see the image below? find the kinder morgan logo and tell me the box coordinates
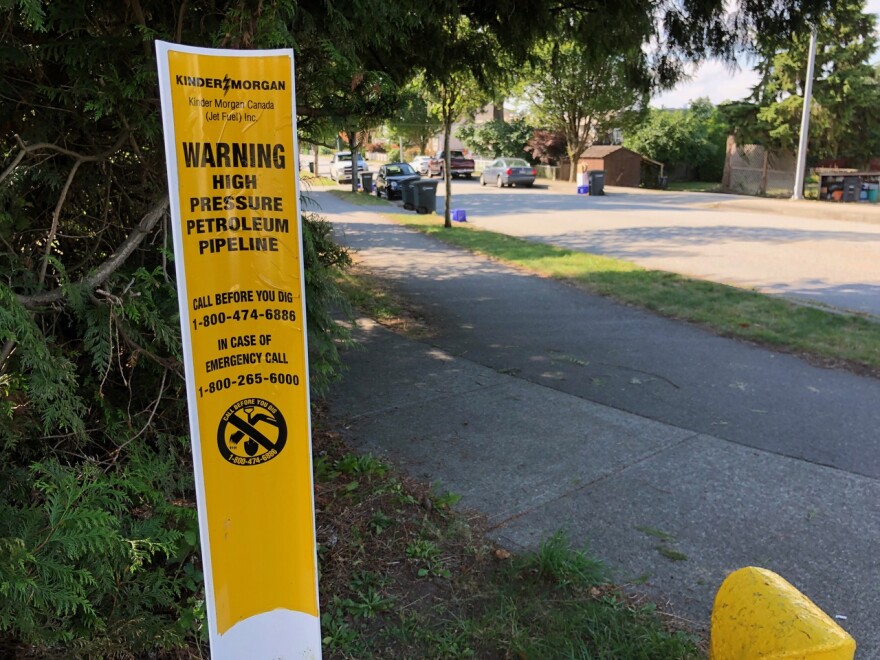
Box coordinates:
[175,74,286,94]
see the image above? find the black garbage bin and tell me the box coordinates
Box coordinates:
[842,176,860,203]
[588,170,605,196]
[307,162,314,174]
[412,180,440,214]
[401,179,418,210]
[358,171,373,193]
[658,176,668,190]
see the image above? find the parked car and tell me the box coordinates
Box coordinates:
[411,155,431,175]
[329,151,368,182]
[427,150,475,179]
[480,157,537,188]
[375,162,420,199]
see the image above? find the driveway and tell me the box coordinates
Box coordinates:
[438,180,880,318]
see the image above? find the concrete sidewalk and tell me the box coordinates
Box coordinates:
[321,192,880,655]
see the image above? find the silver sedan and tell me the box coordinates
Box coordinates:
[480,157,537,188]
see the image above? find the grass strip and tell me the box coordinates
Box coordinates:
[326,188,388,206]
[666,181,722,193]
[399,220,880,375]
[300,174,336,186]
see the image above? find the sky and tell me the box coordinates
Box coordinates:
[650,0,880,108]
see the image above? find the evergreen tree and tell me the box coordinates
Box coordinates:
[750,0,880,163]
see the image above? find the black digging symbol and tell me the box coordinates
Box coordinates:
[227,407,280,456]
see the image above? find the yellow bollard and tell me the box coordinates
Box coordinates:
[711,567,855,659]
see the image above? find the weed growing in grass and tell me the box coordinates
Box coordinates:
[320,605,361,653]
[406,538,452,579]
[335,453,389,478]
[658,546,689,562]
[386,612,477,658]
[368,511,393,535]
[432,486,463,509]
[515,530,607,588]
[334,586,396,619]
[471,530,701,658]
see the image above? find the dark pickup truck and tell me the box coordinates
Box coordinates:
[427,150,475,179]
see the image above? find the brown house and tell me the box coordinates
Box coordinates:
[577,145,643,188]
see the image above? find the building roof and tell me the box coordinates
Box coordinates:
[580,145,637,159]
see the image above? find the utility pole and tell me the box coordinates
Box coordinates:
[792,25,818,201]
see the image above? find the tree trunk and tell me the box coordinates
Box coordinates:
[312,143,319,178]
[759,148,769,196]
[493,96,504,122]
[568,146,581,183]
[443,121,452,228]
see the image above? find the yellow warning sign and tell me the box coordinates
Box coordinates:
[156,41,319,657]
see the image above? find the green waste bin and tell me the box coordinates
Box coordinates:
[401,179,418,210]
[412,179,440,214]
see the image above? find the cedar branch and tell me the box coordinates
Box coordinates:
[17,196,169,309]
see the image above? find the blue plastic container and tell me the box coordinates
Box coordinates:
[451,209,467,222]
[577,185,589,195]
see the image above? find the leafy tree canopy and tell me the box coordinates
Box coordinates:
[457,118,534,159]
[520,15,651,181]
[526,129,569,165]
[625,98,729,181]
[386,87,444,156]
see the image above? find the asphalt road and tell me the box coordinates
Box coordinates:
[431,179,880,318]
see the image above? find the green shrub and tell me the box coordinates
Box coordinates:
[0,447,203,654]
